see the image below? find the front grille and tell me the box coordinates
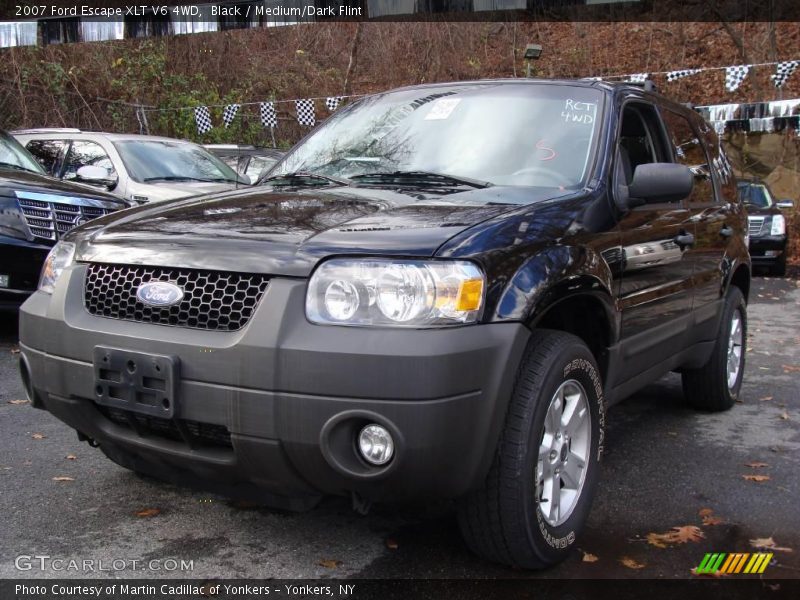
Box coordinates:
[98,405,233,449]
[748,216,765,236]
[16,193,118,241]
[84,263,269,331]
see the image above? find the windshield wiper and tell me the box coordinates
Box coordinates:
[349,171,493,189]
[143,176,231,183]
[261,171,352,187]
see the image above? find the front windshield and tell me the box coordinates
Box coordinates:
[272,83,603,189]
[0,132,46,174]
[738,183,773,208]
[113,140,242,184]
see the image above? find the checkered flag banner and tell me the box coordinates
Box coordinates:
[725,65,750,92]
[772,60,800,88]
[296,99,316,126]
[259,102,277,128]
[325,97,343,111]
[628,73,648,83]
[222,104,240,128]
[666,68,701,82]
[194,106,212,134]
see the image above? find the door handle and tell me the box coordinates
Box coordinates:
[674,233,695,249]
[720,225,733,238]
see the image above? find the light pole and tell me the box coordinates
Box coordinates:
[524,44,543,78]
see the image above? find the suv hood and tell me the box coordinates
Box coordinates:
[141,180,240,202]
[75,185,565,277]
[0,168,125,204]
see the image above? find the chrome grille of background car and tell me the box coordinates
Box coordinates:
[84,263,269,331]
[747,216,765,236]
[16,194,115,241]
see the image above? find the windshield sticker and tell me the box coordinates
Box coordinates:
[561,99,597,125]
[425,98,462,120]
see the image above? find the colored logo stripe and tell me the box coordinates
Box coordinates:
[697,552,772,574]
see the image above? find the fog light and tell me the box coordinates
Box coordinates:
[357,424,394,466]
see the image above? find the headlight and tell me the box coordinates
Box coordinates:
[38,241,75,294]
[306,258,485,327]
[771,214,786,236]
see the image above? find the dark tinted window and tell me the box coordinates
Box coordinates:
[62,141,116,181]
[25,140,67,175]
[661,109,715,204]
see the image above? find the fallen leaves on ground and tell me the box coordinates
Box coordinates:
[31,433,46,440]
[742,474,771,482]
[582,552,599,563]
[134,508,160,518]
[745,461,768,468]
[52,476,74,482]
[385,538,399,550]
[782,365,800,373]
[10,346,20,354]
[65,454,77,460]
[698,508,724,526]
[759,396,773,402]
[619,556,646,569]
[779,411,789,420]
[317,559,342,569]
[750,537,793,553]
[647,525,705,548]
[8,399,29,405]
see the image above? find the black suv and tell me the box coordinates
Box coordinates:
[18,80,749,569]
[738,179,792,276]
[0,131,127,310]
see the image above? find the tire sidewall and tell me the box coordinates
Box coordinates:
[519,342,604,563]
[721,289,747,403]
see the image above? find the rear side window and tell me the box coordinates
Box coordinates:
[62,141,117,181]
[661,109,716,205]
[25,140,67,175]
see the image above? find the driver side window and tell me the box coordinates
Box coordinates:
[616,103,674,202]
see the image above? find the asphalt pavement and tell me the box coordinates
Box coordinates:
[1,274,799,580]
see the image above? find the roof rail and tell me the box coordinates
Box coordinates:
[12,128,82,134]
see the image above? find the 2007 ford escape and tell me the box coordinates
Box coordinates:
[18,79,750,569]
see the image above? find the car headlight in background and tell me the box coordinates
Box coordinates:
[38,241,75,294]
[771,214,786,236]
[306,258,485,327]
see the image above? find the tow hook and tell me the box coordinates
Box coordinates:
[77,431,100,448]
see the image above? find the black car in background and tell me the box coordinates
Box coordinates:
[738,179,793,276]
[0,131,128,310]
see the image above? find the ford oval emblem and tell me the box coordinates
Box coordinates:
[136,281,184,307]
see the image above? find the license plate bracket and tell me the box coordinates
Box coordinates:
[93,346,180,418]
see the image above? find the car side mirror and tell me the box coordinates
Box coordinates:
[776,199,794,210]
[76,165,117,190]
[628,163,693,205]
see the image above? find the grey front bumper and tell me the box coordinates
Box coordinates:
[19,264,530,505]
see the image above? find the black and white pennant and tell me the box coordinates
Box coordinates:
[325,96,343,111]
[725,65,750,92]
[259,102,277,128]
[666,68,701,82]
[771,60,800,88]
[222,103,240,128]
[194,106,212,134]
[296,99,316,126]
[628,73,648,83]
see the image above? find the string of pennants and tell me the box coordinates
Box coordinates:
[146,94,358,135]
[591,58,800,93]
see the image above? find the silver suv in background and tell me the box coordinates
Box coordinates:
[13,130,246,204]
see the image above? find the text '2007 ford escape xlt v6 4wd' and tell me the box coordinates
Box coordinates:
[19,79,749,569]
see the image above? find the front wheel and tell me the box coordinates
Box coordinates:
[457,330,604,569]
